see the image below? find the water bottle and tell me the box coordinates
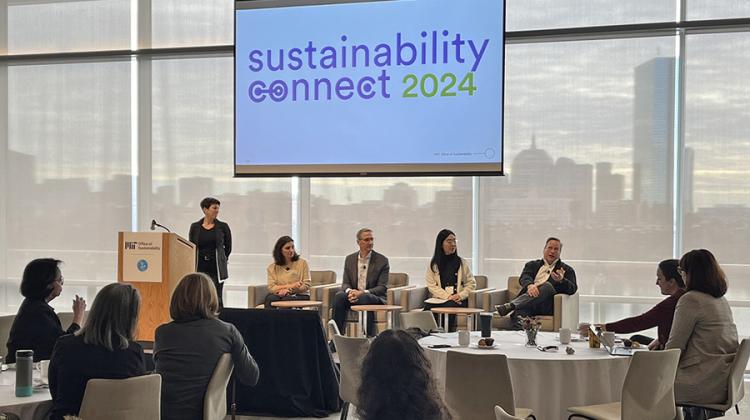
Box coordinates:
[15,350,33,397]
[479,312,493,338]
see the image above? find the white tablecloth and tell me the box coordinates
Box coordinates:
[420,331,632,420]
[0,368,52,420]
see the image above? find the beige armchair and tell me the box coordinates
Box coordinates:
[309,270,338,300]
[397,275,493,330]
[481,276,579,331]
[247,270,336,309]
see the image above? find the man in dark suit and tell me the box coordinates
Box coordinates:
[332,228,390,337]
[496,237,577,322]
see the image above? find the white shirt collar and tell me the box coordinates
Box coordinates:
[543,257,559,268]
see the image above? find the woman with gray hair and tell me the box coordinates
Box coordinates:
[48,282,147,420]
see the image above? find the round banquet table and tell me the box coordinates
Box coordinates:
[0,366,52,420]
[419,331,632,420]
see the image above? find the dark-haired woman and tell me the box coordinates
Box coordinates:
[579,259,685,350]
[423,229,476,332]
[48,283,146,420]
[189,197,232,309]
[264,236,311,308]
[6,258,86,363]
[666,249,738,418]
[357,329,452,420]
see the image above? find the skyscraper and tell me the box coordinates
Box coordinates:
[633,57,675,207]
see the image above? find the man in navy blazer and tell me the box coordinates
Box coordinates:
[496,237,577,321]
[331,228,390,337]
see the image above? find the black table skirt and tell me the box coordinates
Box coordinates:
[220,308,340,417]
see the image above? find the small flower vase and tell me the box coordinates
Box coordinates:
[525,327,538,347]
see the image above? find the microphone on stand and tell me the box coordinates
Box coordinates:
[150,219,172,233]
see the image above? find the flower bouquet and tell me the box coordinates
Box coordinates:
[521,316,542,347]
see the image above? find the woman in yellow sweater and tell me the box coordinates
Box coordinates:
[264,236,312,308]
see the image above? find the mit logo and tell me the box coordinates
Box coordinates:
[125,242,137,250]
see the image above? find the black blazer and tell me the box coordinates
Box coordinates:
[6,298,79,363]
[189,218,232,280]
[342,250,390,301]
[48,334,147,420]
[518,258,578,304]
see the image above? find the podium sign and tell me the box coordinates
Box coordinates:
[121,232,163,283]
[118,231,196,341]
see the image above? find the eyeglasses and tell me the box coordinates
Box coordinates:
[56,276,64,285]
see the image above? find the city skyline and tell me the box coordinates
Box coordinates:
[1,2,748,332]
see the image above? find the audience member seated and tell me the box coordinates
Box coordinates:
[579,259,685,350]
[48,283,146,420]
[331,228,390,337]
[357,329,452,420]
[496,237,577,327]
[666,249,738,420]
[264,235,312,308]
[155,273,260,420]
[423,229,476,332]
[6,258,86,363]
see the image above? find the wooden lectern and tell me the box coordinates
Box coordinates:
[117,232,196,341]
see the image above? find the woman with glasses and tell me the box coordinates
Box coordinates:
[579,259,685,350]
[6,258,86,362]
[666,249,738,420]
[423,229,476,332]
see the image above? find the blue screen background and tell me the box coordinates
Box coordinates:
[235,0,504,168]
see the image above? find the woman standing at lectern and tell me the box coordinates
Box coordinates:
[189,197,232,309]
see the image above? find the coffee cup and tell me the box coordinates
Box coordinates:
[559,328,571,344]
